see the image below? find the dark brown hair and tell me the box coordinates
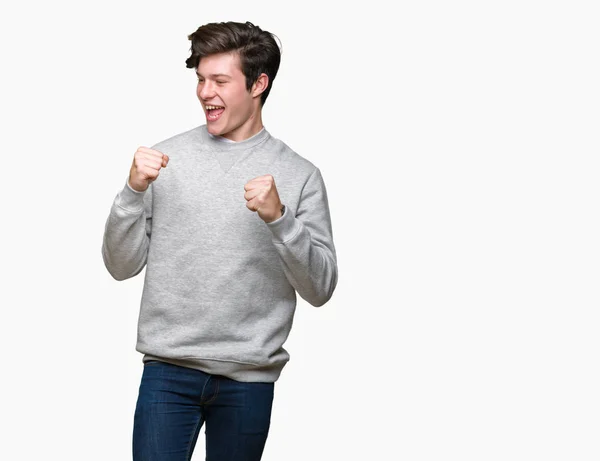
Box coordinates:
[185,21,282,106]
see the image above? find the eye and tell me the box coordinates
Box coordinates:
[217,81,226,85]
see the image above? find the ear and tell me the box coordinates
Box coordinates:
[251,73,269,99]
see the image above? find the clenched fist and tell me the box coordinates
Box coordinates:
[129,147,169,192]
[244,174,283,223]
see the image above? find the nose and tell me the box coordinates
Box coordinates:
[199,80,216,100]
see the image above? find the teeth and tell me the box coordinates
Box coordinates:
[206,105,224,110]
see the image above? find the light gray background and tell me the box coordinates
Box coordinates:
[1,1,598,460]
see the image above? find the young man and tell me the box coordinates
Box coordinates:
[102,21,338,461]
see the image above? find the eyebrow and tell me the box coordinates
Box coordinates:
[195,71,232,79]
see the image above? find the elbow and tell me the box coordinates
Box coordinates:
[309,289,335,308]
[310,296,330,308]
[101,246,143,281]
[108,269,133,282]
[103,257,131,281]
[309,268,338,307]
[105,263,142,282]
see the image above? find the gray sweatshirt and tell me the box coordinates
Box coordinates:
[101,125,338,382]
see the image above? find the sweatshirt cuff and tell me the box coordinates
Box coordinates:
[265,205,301,243]
[115,179,147,212]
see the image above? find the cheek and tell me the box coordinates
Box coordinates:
[230,87,251,105]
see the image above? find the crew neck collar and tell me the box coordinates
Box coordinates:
[201,125,270,152]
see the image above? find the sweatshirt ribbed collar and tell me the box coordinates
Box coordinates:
[200,125,271,153]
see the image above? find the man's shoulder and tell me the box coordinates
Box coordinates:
[150,125,205,152]
[267,135,318,177]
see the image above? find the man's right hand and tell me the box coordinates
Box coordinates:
[128,147,169,192]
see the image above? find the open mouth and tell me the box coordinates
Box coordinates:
[205,105,225,122]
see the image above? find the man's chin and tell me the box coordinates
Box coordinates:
[207,124,223,136]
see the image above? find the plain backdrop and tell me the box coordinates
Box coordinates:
[1,1,599,460]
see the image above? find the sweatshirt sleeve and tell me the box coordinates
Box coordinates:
[265,167,338,307]
[101,179,153,281]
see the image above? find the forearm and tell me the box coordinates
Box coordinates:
[266,200,338,307]
[101,180,151,281]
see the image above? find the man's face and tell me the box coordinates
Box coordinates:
[196,52,260,141]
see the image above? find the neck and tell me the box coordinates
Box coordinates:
[222,108,264,142]
[202,124,270,152]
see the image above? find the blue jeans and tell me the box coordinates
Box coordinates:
[132,360,275,461]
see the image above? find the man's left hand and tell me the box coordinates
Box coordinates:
[244,174,283,223]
